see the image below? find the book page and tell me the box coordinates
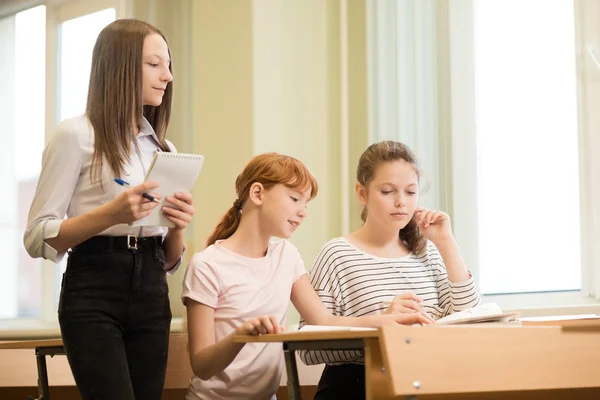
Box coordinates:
[435,303,516,325]
[298,325,377,333]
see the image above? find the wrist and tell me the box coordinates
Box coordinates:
[167,226,185,238]
[432,235,457,249]
[95,203,120,227]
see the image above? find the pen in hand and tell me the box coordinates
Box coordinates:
[114,178,160,203]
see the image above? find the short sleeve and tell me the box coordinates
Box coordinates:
[293,250,307,283]
[181,253,220,308]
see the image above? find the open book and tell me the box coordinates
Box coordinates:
[298,325,377,333]
[435,303,518,325]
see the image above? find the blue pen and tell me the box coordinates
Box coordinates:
[114,178,159,203]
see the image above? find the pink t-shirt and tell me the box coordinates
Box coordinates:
[182,239,306,400]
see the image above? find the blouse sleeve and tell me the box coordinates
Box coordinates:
[23,120,83,262]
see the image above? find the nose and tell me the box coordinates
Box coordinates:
[162,67,173,83]
[298,207,307,219]
[395,194,406,208]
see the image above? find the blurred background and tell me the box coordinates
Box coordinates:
[1,0,599,333]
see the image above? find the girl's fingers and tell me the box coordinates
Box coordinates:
[397,292,423,303]
[422,312,436,323]
[417,312,435,325]
[250,321,262,335]
[396,301,421,312]
[259,316,274,334]
[269,316,282,334]
[162,206,190,220]
[427,211,436,227]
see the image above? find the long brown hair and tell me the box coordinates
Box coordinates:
[206,153,319,247]
[86,19,173,184]
[357,140,427,255]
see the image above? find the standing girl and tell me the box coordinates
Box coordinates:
[23,19,195,400]
[299,140,481,400]
[182,153,431,400]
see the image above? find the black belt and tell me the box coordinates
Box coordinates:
[72,235,163,253]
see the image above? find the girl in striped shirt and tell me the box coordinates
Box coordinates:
[300,140,482,400]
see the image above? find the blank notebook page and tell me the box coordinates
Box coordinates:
[132,152,204,228]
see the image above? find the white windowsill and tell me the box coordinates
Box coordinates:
[483,291,600,317]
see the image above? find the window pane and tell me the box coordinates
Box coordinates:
[0,5,46,318]
[474,0,580,293]
[58,8,116,121]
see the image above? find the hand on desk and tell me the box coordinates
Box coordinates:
[364,312,434,327]
[236,315,286,336]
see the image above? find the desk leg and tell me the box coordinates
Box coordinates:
[283,344,301,400]
[30,349,50,400]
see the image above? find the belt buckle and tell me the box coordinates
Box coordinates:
[127,235,138,250]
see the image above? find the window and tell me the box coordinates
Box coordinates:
[368,0,598,306]
[0,5,46,319]
[58,8,116,121]
[473,0,580,294]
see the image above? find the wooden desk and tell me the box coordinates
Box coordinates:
[0,334,193,400]
[235,323,600,400]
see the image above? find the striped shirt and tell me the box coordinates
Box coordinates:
[299,237,481,365]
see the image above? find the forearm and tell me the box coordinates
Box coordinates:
[163,229,184,270]
[45,205,117,254]
[190,331,245,380]
[434,237,470,282]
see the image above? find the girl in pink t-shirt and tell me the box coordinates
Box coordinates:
[181,153,433,400]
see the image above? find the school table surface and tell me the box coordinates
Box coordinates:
[2,320,600,400]
[234,319,600,400]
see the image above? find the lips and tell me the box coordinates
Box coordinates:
[391,212,407,217]
[288,220,300,228]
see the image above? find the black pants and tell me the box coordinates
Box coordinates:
[58,236,172,400]
[314,363,366,400]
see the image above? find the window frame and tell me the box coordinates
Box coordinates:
[367,0,600,312]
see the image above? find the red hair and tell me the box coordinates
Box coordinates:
[205,153,318,247]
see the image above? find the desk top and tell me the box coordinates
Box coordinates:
[234,328,380,344]
[0,338,63,350]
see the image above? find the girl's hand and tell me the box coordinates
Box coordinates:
[364,312,434,327]
[384,292,427,315]
[163,192,195,231]
[415,207,453,245]
[235,315,285,336]
[108,181,161,224]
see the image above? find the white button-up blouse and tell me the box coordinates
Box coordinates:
[24,114,179,268]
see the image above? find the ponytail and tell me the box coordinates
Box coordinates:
[205,205,242,247]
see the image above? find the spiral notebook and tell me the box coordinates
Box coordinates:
[132,152,204,227]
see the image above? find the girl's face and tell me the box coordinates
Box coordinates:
[260,184,311,239]
[141,33,173,107]
[359,160,419,231]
